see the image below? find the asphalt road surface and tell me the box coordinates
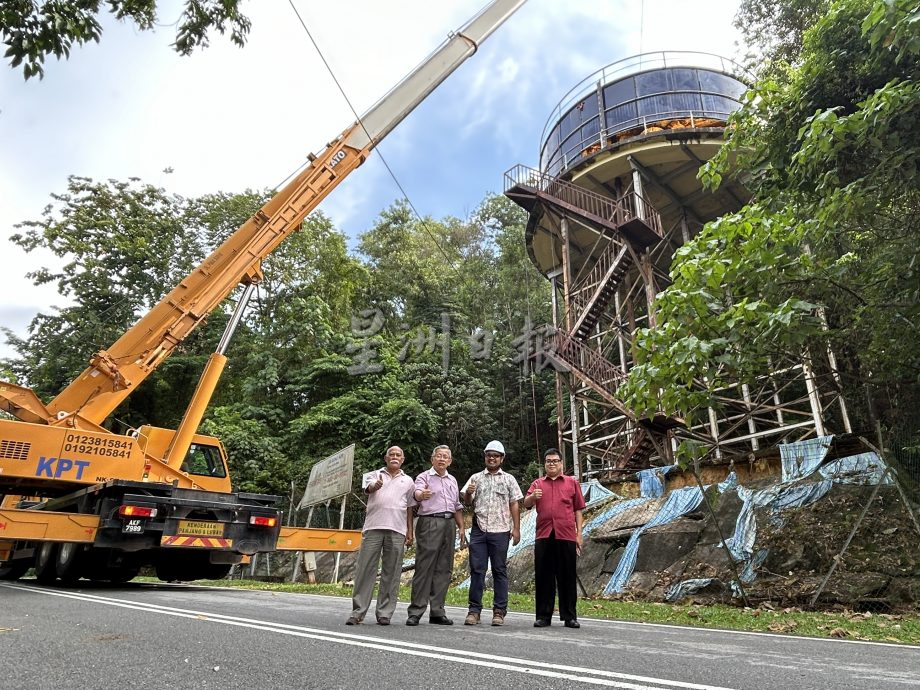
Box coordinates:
[1,580,917,689]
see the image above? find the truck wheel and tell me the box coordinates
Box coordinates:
[55,542,86,584]
[34,542,59,584]
[0,562,30,580]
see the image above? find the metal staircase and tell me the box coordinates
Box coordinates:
[570,242,633,341]
[551,331,631,416]
[506,164,683,470]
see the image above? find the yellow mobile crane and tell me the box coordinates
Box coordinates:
[0,0,526,584]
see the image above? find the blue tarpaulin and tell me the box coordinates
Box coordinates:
[638,465,676,498]
[603,486,706,594]
[665,577,715,601]
[603,472,739,595]
[583,497,650,536]
[582,479,619,503]
[448,437,879,597]
[820,452,890,485]
[780,435,833,481]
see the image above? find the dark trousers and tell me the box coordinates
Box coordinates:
[408,515,456,618]
[467,524,511,613]
[534,532,578,622]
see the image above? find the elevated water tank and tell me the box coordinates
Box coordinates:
[526,51,750,276]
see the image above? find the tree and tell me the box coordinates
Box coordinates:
[4,176,203,399]
[4,178,560,494]
[207,213,372,488]
[734,0,831,67]
[1,0,250,80]
[358,199,463,325]
[622,0,920,473]
[2,177,272,430]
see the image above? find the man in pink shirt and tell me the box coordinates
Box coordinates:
[523,447,585,628]
[406,444,467,626]
[347,445,416,626]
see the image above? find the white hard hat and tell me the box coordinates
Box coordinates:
[484,440,505,455]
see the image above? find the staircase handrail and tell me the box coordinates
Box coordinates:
[504,164,662,237]
[553,330,627,390]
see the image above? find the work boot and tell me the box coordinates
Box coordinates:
[464,611,481,625]
[491,610,505,626]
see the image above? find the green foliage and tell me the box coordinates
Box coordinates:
[621,206,822,421]
[6,176,201,398]
[199,405,288,495]
[4,181,557,495]
[735,0,831,67]
[1,0,250,80]
[625,0,920,444]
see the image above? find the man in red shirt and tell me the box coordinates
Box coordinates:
[523,448,585,628]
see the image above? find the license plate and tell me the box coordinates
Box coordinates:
[176,520,224,537]
[122,518,144,534]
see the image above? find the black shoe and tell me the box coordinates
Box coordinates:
[533,619,551,628]
[345,617,361,626]
[429,615,454,625]
[406,615,420,626]
[564,619,581,629]
[376,617,390,626]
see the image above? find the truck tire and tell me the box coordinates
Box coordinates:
[34,542,59,584]
[55,542,86,584]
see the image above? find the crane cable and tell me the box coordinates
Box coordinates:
[286,0,461,275]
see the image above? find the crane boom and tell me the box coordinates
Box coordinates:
[2,0,526,429]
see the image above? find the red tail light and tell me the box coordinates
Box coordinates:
[119,505,158,518]
[249,515,277,528]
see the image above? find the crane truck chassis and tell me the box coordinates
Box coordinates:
[0,0,526,584]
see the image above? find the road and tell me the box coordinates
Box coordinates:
[1,581,917,689]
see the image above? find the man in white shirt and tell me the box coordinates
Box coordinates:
[347,445,416,626]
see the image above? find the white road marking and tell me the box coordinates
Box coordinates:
[289,590,920,651]
[3,583,737,690]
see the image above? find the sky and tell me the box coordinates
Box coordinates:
[0,0,743,360]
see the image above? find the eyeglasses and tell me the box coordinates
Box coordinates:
[485,453,503,460]
[544,459,561,465]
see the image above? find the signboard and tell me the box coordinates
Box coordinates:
[298,444,355,509]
